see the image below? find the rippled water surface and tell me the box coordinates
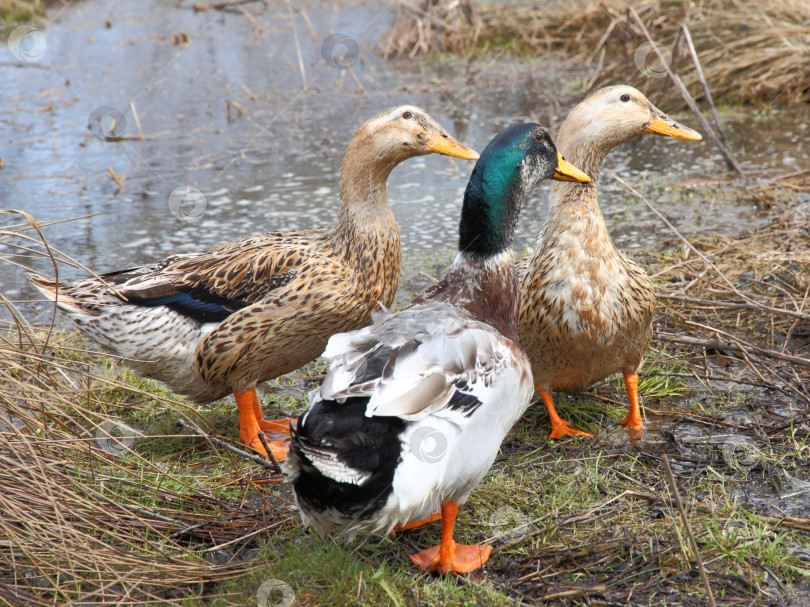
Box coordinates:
[2,0,808,301]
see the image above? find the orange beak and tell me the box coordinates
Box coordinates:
[425,132,480,160]
[643,104,702,140]
[553,152,591,183]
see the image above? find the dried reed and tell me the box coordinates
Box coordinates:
[381,0,810,107]
[0,213,290,606]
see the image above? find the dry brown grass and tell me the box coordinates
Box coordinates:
[2,178,810,604]
[0,213,297,606]
[609,171,810,443]
[381,0,810,107]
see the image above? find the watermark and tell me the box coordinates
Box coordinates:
[169,186,207,223]
[633,41,672,79]
[95,419,137,455]
[720,437,762,471]
[256,579,295,607]
[795,199,810,237]
[8,25,47,63]
[88,105,127,140]
[409,426,447,464]
[488,506,533,541]
[320,33,359,70]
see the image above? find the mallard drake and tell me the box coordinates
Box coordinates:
[28,106,478,460]
[284,123,591,574]
[518,86,702,438]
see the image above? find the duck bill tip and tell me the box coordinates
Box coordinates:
[643,114,702,141]
[553,152,591,183]
[425,133,480,160]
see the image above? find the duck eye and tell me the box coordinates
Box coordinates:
[402,111,413,119]
[620,94,631,102]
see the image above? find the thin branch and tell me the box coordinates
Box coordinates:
[627,7,744,175]
[177,419,281,473]
[662,454,717,607]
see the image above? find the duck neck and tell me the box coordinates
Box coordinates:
[414,250,520,340]
[544,132,614,246]
[458,153,524,257]
[427,150,526,339]
[328,143,402,295]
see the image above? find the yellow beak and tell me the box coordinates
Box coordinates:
[425,132,480,160]
[643,105,703,140]
[553,152,591,183]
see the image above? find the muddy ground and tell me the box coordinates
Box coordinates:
[1,1,810,606]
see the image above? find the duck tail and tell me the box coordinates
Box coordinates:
[26,272,100,317]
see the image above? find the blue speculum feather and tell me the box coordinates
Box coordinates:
[139,292,235,323]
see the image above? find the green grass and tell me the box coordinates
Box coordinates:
[198,537,514,607]
[0,0,44,28]
[4,325,810,605]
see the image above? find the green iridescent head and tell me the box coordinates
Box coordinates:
[459,123,565,257]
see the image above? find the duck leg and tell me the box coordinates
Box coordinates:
[620,372,644,432]
[235,389,289,461]
[538,388,593,439]
[251,391,297,434]
[393,511,442,534]
[409,502,491,574]
[249,391,296,461]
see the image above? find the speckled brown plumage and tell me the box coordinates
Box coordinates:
[519,186,655,393]
[29,105,480,458]
[518,86,701,436]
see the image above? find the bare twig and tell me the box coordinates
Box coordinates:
[657,293,810,323]
[129,102,145,142]
[177,419,281,472]
[681,25,728,147]
[662,454,717,607]
[655,331,810,369]
[627,7,744,175]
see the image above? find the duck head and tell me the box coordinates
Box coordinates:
[347,105,479,164]
[556,85,702,179]
[459,123,590,257]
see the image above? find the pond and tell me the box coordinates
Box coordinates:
[1,0,808,305]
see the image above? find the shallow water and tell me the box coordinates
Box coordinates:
[1,0,808,303]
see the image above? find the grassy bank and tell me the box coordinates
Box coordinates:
[1,172,809,605]
[381,0,810,107]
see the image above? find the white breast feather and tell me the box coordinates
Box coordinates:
[300,445,371,486]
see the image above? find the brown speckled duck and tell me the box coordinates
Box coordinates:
[29,106,478,460]
[518,86,701,438]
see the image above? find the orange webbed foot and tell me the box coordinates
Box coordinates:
[242,432,269,457]
[265,438,290,461]
[619,413,643,432]
[409,541,492,574]
[236,388,292,461]
[548,421,594,440]
[408,501,490,574]
[242,433,290,462]
[256,417,297,436]
[538,388,593,440]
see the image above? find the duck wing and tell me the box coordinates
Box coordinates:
[288,301,529,511]
[316,302,519,422]
[101,229,324,323]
